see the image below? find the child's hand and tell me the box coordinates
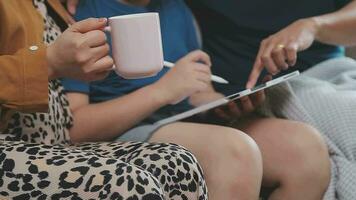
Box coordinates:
[152,50,212,104]
[47,18,113,81]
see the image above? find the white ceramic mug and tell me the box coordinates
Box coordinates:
[109,13,164,79]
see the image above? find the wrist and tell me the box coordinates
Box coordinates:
[307,17,323,42]
[145,83,172,106]
[46,44,60,79]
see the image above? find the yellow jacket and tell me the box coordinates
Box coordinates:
[0,0,71,128]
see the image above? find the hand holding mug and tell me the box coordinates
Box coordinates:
[47,18,113,81]
[246,18,318,88]
[152,50,212,105]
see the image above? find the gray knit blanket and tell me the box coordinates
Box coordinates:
[262,57,356,200]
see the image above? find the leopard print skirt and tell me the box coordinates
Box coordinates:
[0,141,208,200]
[0,1,208,199]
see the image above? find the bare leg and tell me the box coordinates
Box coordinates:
[150,122,263,200]
[234,117,330,200]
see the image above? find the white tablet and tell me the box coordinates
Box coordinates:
[156,71,300,126]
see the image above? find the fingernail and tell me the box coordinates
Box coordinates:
[104,26,111,32]
[99,18,107,23]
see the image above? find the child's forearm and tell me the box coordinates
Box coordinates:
[69,84,169,143]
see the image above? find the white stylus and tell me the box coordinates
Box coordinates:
[163,61,229,84]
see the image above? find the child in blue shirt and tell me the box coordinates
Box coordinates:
[61,1,266,199]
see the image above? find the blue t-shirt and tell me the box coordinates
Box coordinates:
[62,0,199,113]
[187,0,350,94]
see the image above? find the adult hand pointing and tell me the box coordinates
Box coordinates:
[246,18,318,88]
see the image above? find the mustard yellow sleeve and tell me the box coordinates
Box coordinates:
[0,44,49,113]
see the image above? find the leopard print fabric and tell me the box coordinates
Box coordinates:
[0,141,165,200]
[1,0,72,145]
[0,1,208,199]
[1,81,72,145]
[0,141,207,200]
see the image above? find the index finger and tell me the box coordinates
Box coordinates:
[192,63,212,75]
[70,18,107,34]
[186,50,212,67]
[246,58,264,89]
[246,40,268,89]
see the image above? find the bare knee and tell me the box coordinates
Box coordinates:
[196,126,262,171]
[150,123,263,199]
[151,123,262,168]
[203,127,263,198]
[236,118,330,198]
[279,122,330,191]
[223,128,262,170]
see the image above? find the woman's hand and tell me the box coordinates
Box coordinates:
[47,18,113,81]
[246,18,319,88]
[152,50,212,105]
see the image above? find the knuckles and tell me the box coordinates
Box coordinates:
[92,30,107,41]
[72,36,85,50]
[285,45,297,52]
[74,51,90,66]
[261,55,271,62]
[271,49,282,55]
